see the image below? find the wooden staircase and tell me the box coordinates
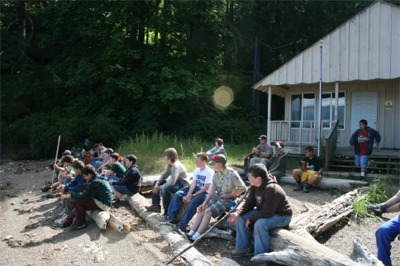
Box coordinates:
[329,149,400,176]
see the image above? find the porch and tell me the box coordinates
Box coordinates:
[269,120,339,154]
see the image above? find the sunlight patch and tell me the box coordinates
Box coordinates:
[213,86,234,109]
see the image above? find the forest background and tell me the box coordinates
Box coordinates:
[2,0,399,159]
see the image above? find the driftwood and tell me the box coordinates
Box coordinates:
[87,210,125,232]
[126,193,211,266]
[350,238,384,265]
[221,257,241,266]
[279,176,369,191]
[290,189,356,237]
[203,227,234,241]
[108,212,124,232]
[251,190,382,265]
[252,228,365,266]
[87,210,110,230]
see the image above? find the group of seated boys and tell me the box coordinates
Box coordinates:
[45,136,325,261]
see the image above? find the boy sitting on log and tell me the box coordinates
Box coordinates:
[167,152,214,232]
[186,154,246,241]
[292,146,324,193]
[60,165,113,230]
[227,163,292,259]
[108,154,142,202]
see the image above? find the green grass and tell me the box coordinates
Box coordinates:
[117,132,250,175]
[352,176,398,222]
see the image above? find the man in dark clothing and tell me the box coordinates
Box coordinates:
[228,163,292,258]
[61,165,113,230]
[109,154,142,200]
[350,119,381,179]
[292,146,324,193]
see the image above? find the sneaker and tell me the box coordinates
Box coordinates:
[157,214,169,222]
[145,205,161,213]
[41,186,51,192]
[303,183,310,193]
[166,220,177,226]
[171,224,186,235]
[70,223,88,231]
[293,183,303,191]
[368,204,384,217]
[57,210,66,217]
[185,232,194,239]
[230,248,254,258]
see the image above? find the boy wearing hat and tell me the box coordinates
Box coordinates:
[186,154,247,241]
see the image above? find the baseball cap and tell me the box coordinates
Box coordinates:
[258,135,267,140]
[211,154,226,164]
[62,150,72,155]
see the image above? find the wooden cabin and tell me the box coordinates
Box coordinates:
[253,1,400,159]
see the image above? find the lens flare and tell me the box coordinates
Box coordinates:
[213,86,234,109]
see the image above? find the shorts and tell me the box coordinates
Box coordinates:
[354,155,369,168]
[206,194,234,218]
[301,170,316,182]
[112,185,135,196]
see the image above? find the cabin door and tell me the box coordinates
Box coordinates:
[350,91,378,134]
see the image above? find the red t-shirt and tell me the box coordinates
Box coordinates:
[357,130,369,155]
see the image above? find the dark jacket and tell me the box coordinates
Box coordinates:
[113,165,142,194]
[350,127,381,155]
[72,175,113,207]
[238,178,292,224]
[64,174,87,193]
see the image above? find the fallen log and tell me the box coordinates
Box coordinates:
[221,257,241,266]
[126,193,211,266]
[290,189,357,237]
[251,228,364,266]
[87,210,110,230]
[279,176,369,191]
[108,212,124,233]
[350,238,384,265]
[203,227,234,241]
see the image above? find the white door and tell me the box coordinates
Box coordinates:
[350,92,378,134]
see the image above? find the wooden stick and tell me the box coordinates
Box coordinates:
[51,135,61,184]
[166,190,250,265]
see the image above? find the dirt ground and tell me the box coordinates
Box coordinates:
[0,159,399,266]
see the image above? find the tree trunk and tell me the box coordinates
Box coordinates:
[252,229,365,266]
[126,193,211,265]
[18,0,26,58]
[279,176,369,191]
[108,212,124,233]
[87,210,110,230]
[290,189,356,237]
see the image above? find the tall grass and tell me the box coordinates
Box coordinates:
[352,176,398,222]
[117,132,250,175]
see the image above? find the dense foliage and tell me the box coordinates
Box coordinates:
[2,0,388,159]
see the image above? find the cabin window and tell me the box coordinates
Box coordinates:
[321,92,345,129]
[291,93,315,128]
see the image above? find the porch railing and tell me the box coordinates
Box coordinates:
[269,120,338,145]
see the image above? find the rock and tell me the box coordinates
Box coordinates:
[4,235,13,240]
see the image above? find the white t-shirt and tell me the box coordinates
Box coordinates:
[192,166,214,193]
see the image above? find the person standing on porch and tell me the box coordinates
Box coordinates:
[350,119,381,180]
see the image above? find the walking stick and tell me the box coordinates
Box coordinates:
[166,189,250,265]
[51,135,61,185]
